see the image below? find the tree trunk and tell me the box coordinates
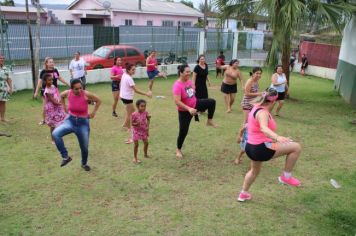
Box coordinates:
[281,40,291,98]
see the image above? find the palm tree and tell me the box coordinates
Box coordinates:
[214,0,356,85]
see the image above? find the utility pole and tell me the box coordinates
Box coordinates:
[25,0,36,94]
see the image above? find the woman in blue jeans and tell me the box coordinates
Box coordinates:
[52,79,101,171]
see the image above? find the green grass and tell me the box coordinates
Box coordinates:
[1,68,355,235]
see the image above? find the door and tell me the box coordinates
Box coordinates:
[107,48,126,68]
[126,48,142,66]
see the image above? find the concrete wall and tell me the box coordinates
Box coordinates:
[10,59,337,92]
[292,63,336,80]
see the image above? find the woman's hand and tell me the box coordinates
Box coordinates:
[146,91,152,98]
[88,111,96,119]
[188,107,197,116]
[8,88,12,95]
[276,136,292,143]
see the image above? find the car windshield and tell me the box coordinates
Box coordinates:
[92,47,111,58]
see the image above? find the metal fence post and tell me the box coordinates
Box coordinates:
[199,31,205,56]
[232,31,238,59]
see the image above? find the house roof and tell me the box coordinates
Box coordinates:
[67,0,203,17]
[0,6,46,13]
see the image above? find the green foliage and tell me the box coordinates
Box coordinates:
[181,0,194,8]
[0,0,14,6]
[1,71,356,235]
[214,0,356,77]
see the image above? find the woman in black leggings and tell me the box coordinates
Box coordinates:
[172,64,217,158]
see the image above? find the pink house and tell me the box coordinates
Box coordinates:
[54,0,203,27]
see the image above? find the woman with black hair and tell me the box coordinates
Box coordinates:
[220,59,243,113]
[270,65,287,116]
[192,55,210,99]
[238,88,302,202]
[52,79,101,171]
[120,63,152,144]
[300,54,308,75]
[172,64,217,158]
[110,57,124,117]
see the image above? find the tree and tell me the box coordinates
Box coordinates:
[0,0,15,6]
[181,0,194,8]
[214,0,356,86]
[199,0,213,13]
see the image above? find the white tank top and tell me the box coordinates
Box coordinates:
[271,73,286,92]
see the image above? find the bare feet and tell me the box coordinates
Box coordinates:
[226,109,232,113]
[233,158,242,165]
[132,159,141,164]
[144,155,150,158]
[125,138,133,144]
[1,119,8,122]
[121,126,130,131]
[176,149,183,159]
[206,120,218,128]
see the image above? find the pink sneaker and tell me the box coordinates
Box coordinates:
[237,192,252,202]
[278,175,301,187]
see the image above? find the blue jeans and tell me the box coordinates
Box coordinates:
[52,115,90,165]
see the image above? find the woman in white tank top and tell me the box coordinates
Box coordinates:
[270,65,287,116]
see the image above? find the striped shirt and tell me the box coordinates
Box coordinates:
[241,82,259,111]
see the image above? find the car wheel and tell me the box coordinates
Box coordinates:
[93,65,104,69]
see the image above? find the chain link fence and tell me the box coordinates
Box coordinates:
[0,22,273,73]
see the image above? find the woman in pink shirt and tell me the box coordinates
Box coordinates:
[146,50,166,92]
[52,79,101,171]
[120,63,152,143]
[111,57,124,117]
[237,88,302,202]
[172,64,217,158]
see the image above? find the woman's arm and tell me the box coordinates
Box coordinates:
[85,91,101,119]
[257,111,291,143]
[192,72,197,88]
[46,93,61,105]
[132,86,152,98]
[220,65,229,70]
[173,95,196,115]
[58,75,69,87]
[60,90,70,113]
[146,57,154,66]
[244,79,262,96]
[34,78,43,98]
[6,77,12,95]
[237,70,243,87]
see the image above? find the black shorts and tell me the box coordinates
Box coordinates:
[121,98,133,104]
[221,82,237,94]
[277,92,285,101]
[112,81,120,92]
[245,142,276,162]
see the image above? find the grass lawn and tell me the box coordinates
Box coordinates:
[1,68,355,235]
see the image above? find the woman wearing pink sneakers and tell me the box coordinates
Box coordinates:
[238,88,302,202]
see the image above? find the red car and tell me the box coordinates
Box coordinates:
[82,45,145,70]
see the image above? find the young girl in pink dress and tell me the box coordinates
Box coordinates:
[131,99,151,164]
[43,73,66,143]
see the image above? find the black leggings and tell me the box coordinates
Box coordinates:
[177,98,216,149]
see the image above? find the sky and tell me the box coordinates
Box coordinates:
[13,0,203,8]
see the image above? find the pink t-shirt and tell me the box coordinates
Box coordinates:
[147,57,157,72]
[68,90,88,118]
[120,73,135,100]
[247,105,277,145]
[111,65,123,81]
[172,79,197,111]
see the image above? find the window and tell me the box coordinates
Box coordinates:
[92,47,111,58]
[181,21,192,27]
[162,20,174,27]
[147,20,153,26]
[65,20,74,25]
[126,48,140,57]
[125,19,133,26]
[108,49,125,58]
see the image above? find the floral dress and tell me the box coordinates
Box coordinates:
[131,111,150,141]
[44,85,66,128]
[0,66,10,102]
